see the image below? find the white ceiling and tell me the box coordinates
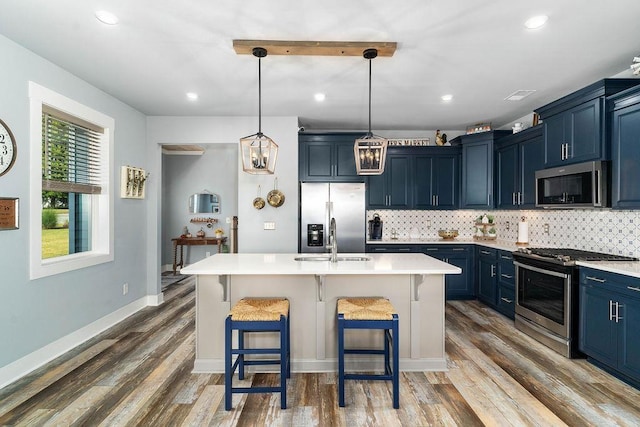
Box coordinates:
[1,1,639,131]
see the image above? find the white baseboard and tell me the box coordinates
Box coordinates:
[0,295,152,389]
[147,292,164,307]
[192,357,447,374]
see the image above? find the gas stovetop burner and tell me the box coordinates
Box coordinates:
[515,247,638,265]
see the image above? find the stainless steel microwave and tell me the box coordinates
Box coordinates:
[535,161,609,208]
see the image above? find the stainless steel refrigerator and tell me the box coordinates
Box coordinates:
[300,183,366,253]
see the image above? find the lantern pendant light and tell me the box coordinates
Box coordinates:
[240,47,279,174]
[354,48,388,175]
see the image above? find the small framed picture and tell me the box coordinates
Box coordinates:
[0,197,19,230]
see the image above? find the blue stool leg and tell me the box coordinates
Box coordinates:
[238,328,245,380]
[392,314,399,409]
[384,328,390,375]
[279,314,287,409]
[338,314,345,407]
[225,316,233,410]
[287,309,291,378]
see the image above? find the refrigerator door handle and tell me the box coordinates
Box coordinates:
[326,201,332,247]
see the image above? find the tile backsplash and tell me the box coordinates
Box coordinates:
[366,209,640,257]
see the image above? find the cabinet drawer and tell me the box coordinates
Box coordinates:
[497,285,515,319]
[366,245,417,253]
[498,250,515,285]
[580,268,640,299]
[477,246,497,259]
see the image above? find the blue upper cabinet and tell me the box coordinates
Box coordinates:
[367,153,412,209]
[452,131,510,209]
[367,146,460,210]
[495,125,544,209]
[609,85,640,209]
[413,150,459,209]
[535,79,640,168]
[299,133,363,182]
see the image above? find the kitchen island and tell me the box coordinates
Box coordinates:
[180,253,461,373]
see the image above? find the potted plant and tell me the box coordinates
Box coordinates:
[214,228,224,238]
[487,227,497,238]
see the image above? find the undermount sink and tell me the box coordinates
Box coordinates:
[294,256,371,262]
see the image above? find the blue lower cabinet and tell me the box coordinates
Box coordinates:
[496,250,515,319]
[476,247,498,308]
[579,268,640,388]
[423,245,475,300]
[367,244,474,300]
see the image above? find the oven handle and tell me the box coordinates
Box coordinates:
[514,261,570,279]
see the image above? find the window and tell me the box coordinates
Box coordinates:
[29,82,114,279]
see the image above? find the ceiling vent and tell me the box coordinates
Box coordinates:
[504,90,536,101]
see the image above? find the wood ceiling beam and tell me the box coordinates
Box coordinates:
[233,40,397,57]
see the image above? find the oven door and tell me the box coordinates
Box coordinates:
[514,261,571,338]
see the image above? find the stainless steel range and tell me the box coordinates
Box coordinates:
[512,247,637,358]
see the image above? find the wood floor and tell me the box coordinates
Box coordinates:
[1,277,639,426]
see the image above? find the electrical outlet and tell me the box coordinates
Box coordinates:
[425,220,431,229]
[123,283,128,295]
[264,221,276,230]
[543,223,550,234]
[505,221,510,231]
[226,217,231,224]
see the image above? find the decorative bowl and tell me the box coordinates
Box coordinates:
[438,229,459,240]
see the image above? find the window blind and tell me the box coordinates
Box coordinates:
[42,111,103,194]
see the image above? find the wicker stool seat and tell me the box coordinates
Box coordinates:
[225,298,290,410]
[337,297,399,409]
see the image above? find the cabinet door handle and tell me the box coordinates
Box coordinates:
[491,265,496,277]
[609,300,614,321]
[480,250,491,255]
[452,248,465,251]
[501,274,513,279]
[435,195,439,206]
[614,302,623,323]
[426,248,438,252]
[501,297,513,304]
[398,248,411,252]
[501,255,512,260]
[518,192,522,205]
[586,276,606,283]
[512,192,516,206]
[627,286,640,293]
[561,143,565,160]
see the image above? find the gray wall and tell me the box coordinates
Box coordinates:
[162,145,238,267]
[147,116,300,255]
[0,35,149,372]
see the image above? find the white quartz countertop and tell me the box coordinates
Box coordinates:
[180,253,462,276]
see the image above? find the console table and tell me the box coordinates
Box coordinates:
[172,237,226,274]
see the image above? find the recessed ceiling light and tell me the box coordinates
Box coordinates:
[186,92,198,101]
[441,94,453,102]
[524,15,548,29]
[314,93,326,102]
[95,10,119,25]
[505,90,536,101]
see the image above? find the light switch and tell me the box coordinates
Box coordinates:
[264,221,276,230]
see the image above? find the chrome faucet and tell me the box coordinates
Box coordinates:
[327,217,338,262]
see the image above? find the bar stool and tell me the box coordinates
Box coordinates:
[337,297,399,409]
[225,297,290,410]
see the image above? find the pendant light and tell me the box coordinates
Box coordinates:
[240,47,279,174]
[354,48,388,175]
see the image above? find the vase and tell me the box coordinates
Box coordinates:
[215,232,223,238]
